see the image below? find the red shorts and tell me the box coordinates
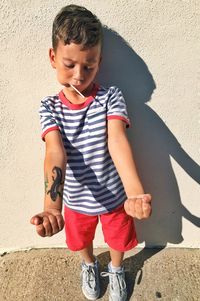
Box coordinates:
[64,205,138,252]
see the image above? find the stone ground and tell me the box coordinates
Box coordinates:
[0,248,199,301]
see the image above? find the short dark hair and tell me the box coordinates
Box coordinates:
[52,4,103,51]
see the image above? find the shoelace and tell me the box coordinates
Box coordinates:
[101,271,126,295]
[82,266,96,289]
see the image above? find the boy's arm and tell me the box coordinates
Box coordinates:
[107,119,152,219]
[30,130,67,236]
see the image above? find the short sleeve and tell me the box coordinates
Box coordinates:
[39,98,59,141]
[107,87,130,127]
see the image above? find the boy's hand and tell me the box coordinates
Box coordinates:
[30,209,64,237]
[124,194,152,219]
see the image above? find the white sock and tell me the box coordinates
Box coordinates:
[109,262,123,272]
[84,256,97,267]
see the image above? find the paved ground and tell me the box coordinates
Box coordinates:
[0,248,199,301]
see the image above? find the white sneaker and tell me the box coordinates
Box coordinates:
[81,260,100,300]
[101,265,127,301]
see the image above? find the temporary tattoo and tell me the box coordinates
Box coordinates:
[47,167,64,202]
[44,176,49,194]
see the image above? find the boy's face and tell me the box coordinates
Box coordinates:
[49,41,101,94]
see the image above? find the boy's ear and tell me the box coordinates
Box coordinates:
[49,48,56,69]
[99,56,102,66]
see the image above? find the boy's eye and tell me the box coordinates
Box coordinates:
[84,66,94,71]
[64,64,94,71]
[65,64,74,69]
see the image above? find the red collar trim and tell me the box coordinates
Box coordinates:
[59,83,99,110]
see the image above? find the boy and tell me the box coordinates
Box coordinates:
[30,5,152,301]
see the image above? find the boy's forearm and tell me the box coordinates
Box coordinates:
[43,150,67,212]
[108,135,144,197]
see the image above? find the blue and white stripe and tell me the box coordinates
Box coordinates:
[39,85,130,215]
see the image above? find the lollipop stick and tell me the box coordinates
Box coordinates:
[70,84,85,98]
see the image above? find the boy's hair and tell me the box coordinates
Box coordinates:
[52,4,103,51]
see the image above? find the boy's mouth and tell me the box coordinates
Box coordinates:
[69,84,85,98]
[71,79,84,86]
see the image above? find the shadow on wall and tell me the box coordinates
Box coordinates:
[97,27,200,248]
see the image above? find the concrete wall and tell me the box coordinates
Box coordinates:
[0,0,199,253]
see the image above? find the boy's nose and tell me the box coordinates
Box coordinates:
[73,66,84,83]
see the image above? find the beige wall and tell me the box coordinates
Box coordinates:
[0,0,199,253]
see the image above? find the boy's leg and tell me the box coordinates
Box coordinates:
[100,205,138,301]
[101,247,127,301]
[64,206,100,300]
[64,206,98,251]
[109,247,124,267]
[100,204,138,253]
[79,242,95,263]
[80,243,100,300]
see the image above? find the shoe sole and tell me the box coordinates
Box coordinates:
[109,294,127,301]
[82,287,100,300]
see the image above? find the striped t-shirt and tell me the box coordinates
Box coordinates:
[39,84,130,215]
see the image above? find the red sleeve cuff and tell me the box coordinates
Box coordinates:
[107,115,131,128]
[41,126,60,141]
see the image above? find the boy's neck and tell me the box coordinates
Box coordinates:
[63,83,94,104]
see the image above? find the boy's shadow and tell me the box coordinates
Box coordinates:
[97,248,164,299]
[96,27,200,299]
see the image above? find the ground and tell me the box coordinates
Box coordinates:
[0,248,199,301]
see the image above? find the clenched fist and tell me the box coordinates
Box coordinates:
[124,194,152,219]
[30,208,64,237]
